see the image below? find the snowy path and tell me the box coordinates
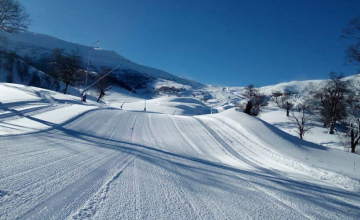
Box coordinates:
[0,109,359,219]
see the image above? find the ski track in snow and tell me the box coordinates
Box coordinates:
[0,101,70,122]
[0,109,359,219]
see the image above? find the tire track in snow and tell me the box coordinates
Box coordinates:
[18,152,125,220]
[148,114,234,220]
[17,111,131,219]
[212,116,360,192]
[71,112,142,220]
[206,117,360,219]
[127,113,143,220]
[134,157,142,220]
[0,150,113,214]
[169,116,303,218]
[0,103,70,122]
[0,146,96,183]
[162,115,296,219]
[193,117,313,220]
[170,115,300,219]
[6,111,128,219]
[0,148,109,191]
[193,117,275,175]
[147,114,207,220]
[71,153,137,220]
[1,113,121,192]
[202,116,356,219]
[0,125,114,179]
[201,117,283,174]
[167,115,251,220]
[0,140,64,160]
[136,113,179,219]
[168,115,204,158]
[170,116,239,165]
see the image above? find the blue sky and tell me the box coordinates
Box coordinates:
[20,0,360,86]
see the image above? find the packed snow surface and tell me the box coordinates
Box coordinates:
[0,83,360,219]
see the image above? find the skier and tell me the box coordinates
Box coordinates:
[82,93,87,102]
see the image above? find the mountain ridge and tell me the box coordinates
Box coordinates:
[0,30,204,89]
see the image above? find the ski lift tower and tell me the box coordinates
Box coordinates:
[144,83,150,112]
[82,40,99,102]
[85,40,99,87]
[144,87,147,112]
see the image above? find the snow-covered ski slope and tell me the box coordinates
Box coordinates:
[1,84,360,219]
[0,83,100,135]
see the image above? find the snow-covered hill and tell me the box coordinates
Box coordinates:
[0,31,204,89]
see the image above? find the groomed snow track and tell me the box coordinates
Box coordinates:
[0,109,359,219]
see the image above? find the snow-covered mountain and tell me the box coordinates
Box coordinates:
[0,31,204,89]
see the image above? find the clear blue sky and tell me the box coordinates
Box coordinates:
[20,0,360,86]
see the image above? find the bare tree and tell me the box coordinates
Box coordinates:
[243,83,256,99]
[242,84,266,115]
[290,104,313,140]
[308,72,350,134]
[52,48,82,94]
[342,15,360,66]
[62,48,82,94]
[52,48,65,79]
[343,80,360,153]
[251,93,266,115]
[348,121,360,153]
[275,95,294,117]
[340,15,360,153]
[0,0,31,41]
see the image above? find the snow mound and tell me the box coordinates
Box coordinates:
[216,108,360,191]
